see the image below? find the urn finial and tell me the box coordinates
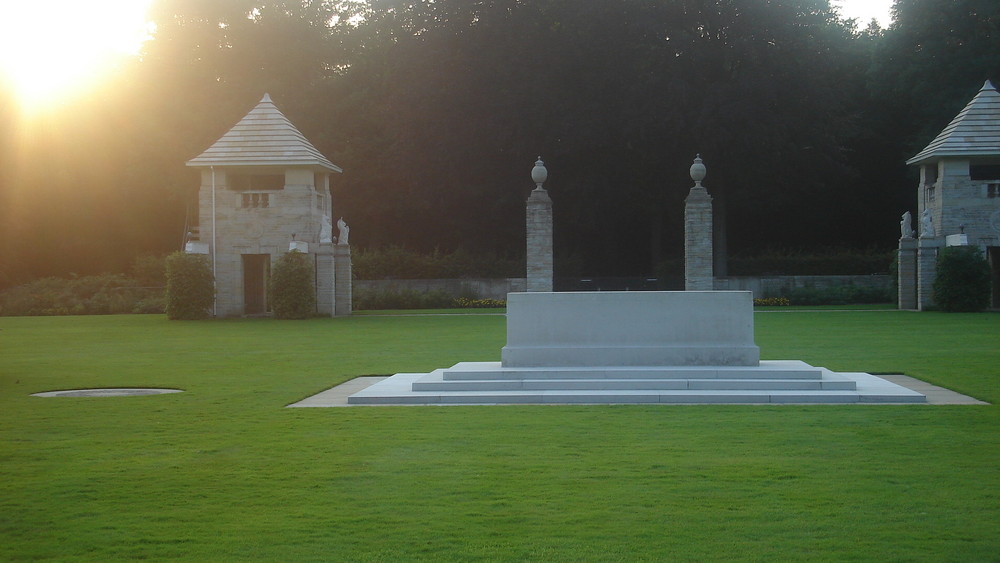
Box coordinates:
[690,154,706,187]
[531,157,548,190]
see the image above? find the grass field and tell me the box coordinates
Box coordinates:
[1,311,997,561]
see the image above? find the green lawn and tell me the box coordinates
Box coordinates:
[1,311,997,561]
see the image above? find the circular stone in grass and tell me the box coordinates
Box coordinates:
[32,388,184,398]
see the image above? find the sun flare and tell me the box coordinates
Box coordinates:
[0,0,154,113]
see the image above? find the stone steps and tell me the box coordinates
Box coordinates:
[440,361,825,381]
[347,362,926,405]
[413,378,857,392]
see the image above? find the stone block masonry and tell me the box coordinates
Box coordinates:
[526,188,553,292]
[526,158,553,293]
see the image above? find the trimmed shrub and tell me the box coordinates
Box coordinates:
[165,252,214,320]
[753,297,790,307]
[268,251,316,319]
[782,285,892,306]
[933,246,991,312]
[453,297,506,308]
[0,274,156,316]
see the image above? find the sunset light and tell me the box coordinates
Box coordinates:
[0,0,154,113]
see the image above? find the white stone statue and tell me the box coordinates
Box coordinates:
[900,211,913,238]
[337,217,350,245]
[920,209,935,238]
[319,214,333,243]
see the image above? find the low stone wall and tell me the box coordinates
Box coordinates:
[356,275,891,300]
[713,275,892,298]
[354,278,526,300]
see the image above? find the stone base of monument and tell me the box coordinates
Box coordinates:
[348,291,925,405]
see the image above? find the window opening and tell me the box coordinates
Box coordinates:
[230,174,284,191]
[970,164,1000,181]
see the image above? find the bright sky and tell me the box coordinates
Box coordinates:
[835,0,894,28]
[0,0,155,114]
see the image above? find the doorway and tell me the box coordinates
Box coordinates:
[243,254,270,315]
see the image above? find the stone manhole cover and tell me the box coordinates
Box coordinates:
[32,388,184,398]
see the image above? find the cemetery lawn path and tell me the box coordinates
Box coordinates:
[0,312,997,561]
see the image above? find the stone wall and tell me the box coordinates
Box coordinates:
[195,167,343,317]
[355,278,527,301]
[356,275,890,301]
[920,160,1000,246]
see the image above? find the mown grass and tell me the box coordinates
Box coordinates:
[1,311,997,561]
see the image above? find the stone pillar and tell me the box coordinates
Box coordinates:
[917,237,943,311]
[334,243,353,316]
[897,237,917,309]
[684,155,713,291]
[315,243,335,316]
[526,157,553,292]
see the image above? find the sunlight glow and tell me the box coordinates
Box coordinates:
[0,0,155,113]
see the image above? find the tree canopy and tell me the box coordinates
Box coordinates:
[1,0,998,287]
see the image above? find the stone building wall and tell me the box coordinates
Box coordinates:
[196,167,338,317]
[919,160,1000,246]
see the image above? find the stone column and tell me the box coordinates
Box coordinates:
[917,237,943,311]
[334,243,353,316]
[526,157,553,292]
[315,243,335,316]
[684,155,713,291]
[897,237,917,309]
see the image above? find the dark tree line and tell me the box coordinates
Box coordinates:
[1,0,998,287]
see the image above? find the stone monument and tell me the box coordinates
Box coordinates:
[684,155,714,290]
[340,152,924,405]
[526,157,553,292]
[347,290,924,405]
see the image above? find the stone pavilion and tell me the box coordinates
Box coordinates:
[185,94,351,317]
[899,80,1000,309]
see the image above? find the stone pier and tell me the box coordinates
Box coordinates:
[684,155,713,291]
[897,237,917,309]
[526,158,553,292]
[917,237,943,310]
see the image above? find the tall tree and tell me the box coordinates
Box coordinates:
[324,0,866,275]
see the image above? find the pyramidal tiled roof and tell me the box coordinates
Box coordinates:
[187,94,342,172]
[907,81,1000,165]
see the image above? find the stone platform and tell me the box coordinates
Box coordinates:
[347,291,926,406]
[346,361,925,404]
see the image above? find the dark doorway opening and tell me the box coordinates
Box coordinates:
[243,254,271,315]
